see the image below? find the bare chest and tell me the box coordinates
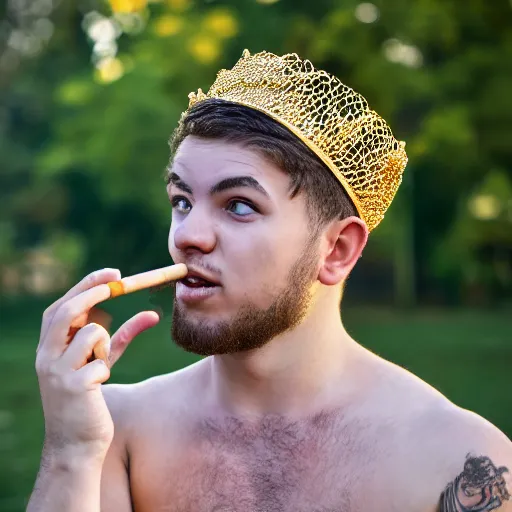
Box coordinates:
[129,412,391,512]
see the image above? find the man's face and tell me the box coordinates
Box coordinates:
[167,136,321,355]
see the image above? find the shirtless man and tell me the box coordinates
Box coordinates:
[28,51,511,512]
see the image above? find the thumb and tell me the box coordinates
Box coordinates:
[109,311,160,367]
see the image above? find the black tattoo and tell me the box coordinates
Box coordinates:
[439,454,511,511]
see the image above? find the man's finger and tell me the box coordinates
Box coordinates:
[57,322,110,371]
[70,358,111,391]
[109,311,160,367]
[38,268,121,350]
[38,284,112,360]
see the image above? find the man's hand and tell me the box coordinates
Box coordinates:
[35,268,160,456]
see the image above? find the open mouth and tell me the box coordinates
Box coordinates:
[179,276,218,288]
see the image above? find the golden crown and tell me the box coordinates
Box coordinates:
[187,49,408,231]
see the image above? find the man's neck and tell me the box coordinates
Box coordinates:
[207,297,361,419]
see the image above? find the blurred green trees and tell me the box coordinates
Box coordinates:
[1,0,511,305]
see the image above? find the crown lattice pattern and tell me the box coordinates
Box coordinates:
[188,50,408,231]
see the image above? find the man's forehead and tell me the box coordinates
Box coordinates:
[172,137,263,173]
[169,138,291,193]
[171,156,258,175]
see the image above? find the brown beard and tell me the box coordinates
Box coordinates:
[171,234,320,355]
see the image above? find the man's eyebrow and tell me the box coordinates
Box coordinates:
[167,171,193,194]
[166,171,270,199]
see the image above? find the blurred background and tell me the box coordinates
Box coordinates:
[1,0,511,509]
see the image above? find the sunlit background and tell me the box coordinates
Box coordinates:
[1,0,511,509]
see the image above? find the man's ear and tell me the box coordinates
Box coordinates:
[317,216,368,286]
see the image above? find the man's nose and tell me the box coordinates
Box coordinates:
[172,206,216,254]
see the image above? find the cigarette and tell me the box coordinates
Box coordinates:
[106,263,188,298]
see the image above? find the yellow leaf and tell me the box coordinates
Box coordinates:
[154,15,183,36]
[109,0,147,12]
[203,9,238,39]
[166,0,191,12]
[188,36,220,64]
[95,58,125,83]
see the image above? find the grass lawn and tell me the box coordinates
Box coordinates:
[0,293,511,511]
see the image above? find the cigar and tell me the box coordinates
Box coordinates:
[106,263,188,298]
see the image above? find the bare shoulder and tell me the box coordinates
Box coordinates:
[360,350,512,510]
[420,404,512,511]
[101,357,209,435]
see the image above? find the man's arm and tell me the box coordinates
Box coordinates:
[436,411,512,512]
[27,443,108,511]
[27,384,133,512]
[27,268,159,511]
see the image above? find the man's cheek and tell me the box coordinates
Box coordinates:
[248,275,281,308]
[251,247,280,283]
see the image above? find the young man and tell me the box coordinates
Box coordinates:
[29,50,511,511]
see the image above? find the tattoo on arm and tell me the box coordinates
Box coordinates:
[439,454,511,511]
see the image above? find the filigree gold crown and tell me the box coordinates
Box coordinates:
[187,49,408,231]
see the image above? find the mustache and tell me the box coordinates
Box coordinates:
[186,260,221,274]
[147,261,221,318]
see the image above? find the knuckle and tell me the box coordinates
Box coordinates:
[92,360,111,383]
[83,271,98,288]
[57,302,79,322]
[60,373,80,394]
[46,361,61,378]
[115,328,130,345]
[42,303,58,322]
[95,358,110,373]
[35,356,48,375]
[83,322,108,339]
[45,363,65,388]
[42,306,52,320]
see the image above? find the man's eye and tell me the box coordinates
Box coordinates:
[171,196,191,213]
[170,196,258,217]
[227,200,257,216]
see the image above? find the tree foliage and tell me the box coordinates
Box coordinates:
[1,0,511,304]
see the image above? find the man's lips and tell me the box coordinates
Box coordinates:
[176,281,220,302]
[182,266,221,286]
[180,277,218,287]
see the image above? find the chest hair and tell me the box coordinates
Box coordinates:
[172,409,375,512]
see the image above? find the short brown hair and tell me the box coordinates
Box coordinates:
[169,99,358,237]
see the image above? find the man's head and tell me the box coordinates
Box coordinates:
[166,100,368,355]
